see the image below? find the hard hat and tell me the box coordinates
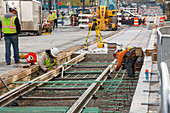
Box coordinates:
[50,48,59,58]
[10,6,18,12]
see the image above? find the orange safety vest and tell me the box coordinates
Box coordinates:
[115,50,128,71]
[115,47,135,71]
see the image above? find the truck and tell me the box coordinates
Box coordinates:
[0,0,43,36]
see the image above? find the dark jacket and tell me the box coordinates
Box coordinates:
[0,12,21,36]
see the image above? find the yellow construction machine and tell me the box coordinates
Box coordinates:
[89,0,118,31]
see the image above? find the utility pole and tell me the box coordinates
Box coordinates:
[83,0,85,9]
[48,0,52,12]
[81,0,85,9]
[163,2,165,14]
[55,0,58,10]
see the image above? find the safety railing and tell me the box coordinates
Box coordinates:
[157,27,170,72]
[160,62,170,113]
[157,27,170,112]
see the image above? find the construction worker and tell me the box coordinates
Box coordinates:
[69,10,73,25]
[113,47,141,78]
[39,47,59,72]
[0,6,21,65]
[48,11,54,30]
[61,11,65,25]
[53,10,58,29]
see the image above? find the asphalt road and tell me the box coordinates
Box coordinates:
[0,27,114,75]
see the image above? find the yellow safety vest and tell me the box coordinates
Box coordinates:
[61,14,64,18]
[70,11,73,17]
[1,15,17,34]
[49,14,54,21]
[53,12,57,19]
[44,52,56,70]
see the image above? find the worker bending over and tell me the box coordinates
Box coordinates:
[113,47,143,78]
[39,48,59,72]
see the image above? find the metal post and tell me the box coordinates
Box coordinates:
[0,77,10,91]
[56,0,58,10]
[48,0,52,12]
[83,0,85,9]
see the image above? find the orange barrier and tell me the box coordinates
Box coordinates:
[134,17,139,26]
[87,16,89,25]
[160,16,165,26]
[143,16,147,25]
[47,20,50,26]
[73,16,75,26]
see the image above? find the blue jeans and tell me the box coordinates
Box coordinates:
[4,35,19,63]
[61,18,64,25]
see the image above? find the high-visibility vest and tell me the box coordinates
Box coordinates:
[61,14,64,18]
[44,52,56,70]
[70,11,73,17]
[49,14,54,21]
[115,47,134,71]
[53,12,57,19]
[1,15,17,34]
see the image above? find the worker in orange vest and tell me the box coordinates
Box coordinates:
[113,47,141,78]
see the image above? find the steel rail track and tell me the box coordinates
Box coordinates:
[0,27,144,113]
[0,51,88,107]
[67,60,116,113]
[67,27,144,113]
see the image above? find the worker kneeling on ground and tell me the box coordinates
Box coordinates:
[39,47,59,72]
[113,47,143,78]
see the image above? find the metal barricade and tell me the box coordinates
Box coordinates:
[157,27,170,72]
[158,27,170,112]
[78,14,91,28]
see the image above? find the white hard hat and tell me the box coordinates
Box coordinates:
[10,6,18,12]
[50,47,59,57]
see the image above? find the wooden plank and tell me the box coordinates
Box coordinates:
[19,96,80,100]
[0,65,39,89]
[35,87,88,90]
[0,51,88,107]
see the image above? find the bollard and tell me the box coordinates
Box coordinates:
[134,17,139,26]
[160,16,165,26]
[73,15,75,26]
[87,16,89,25]
[145,69,149,80]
